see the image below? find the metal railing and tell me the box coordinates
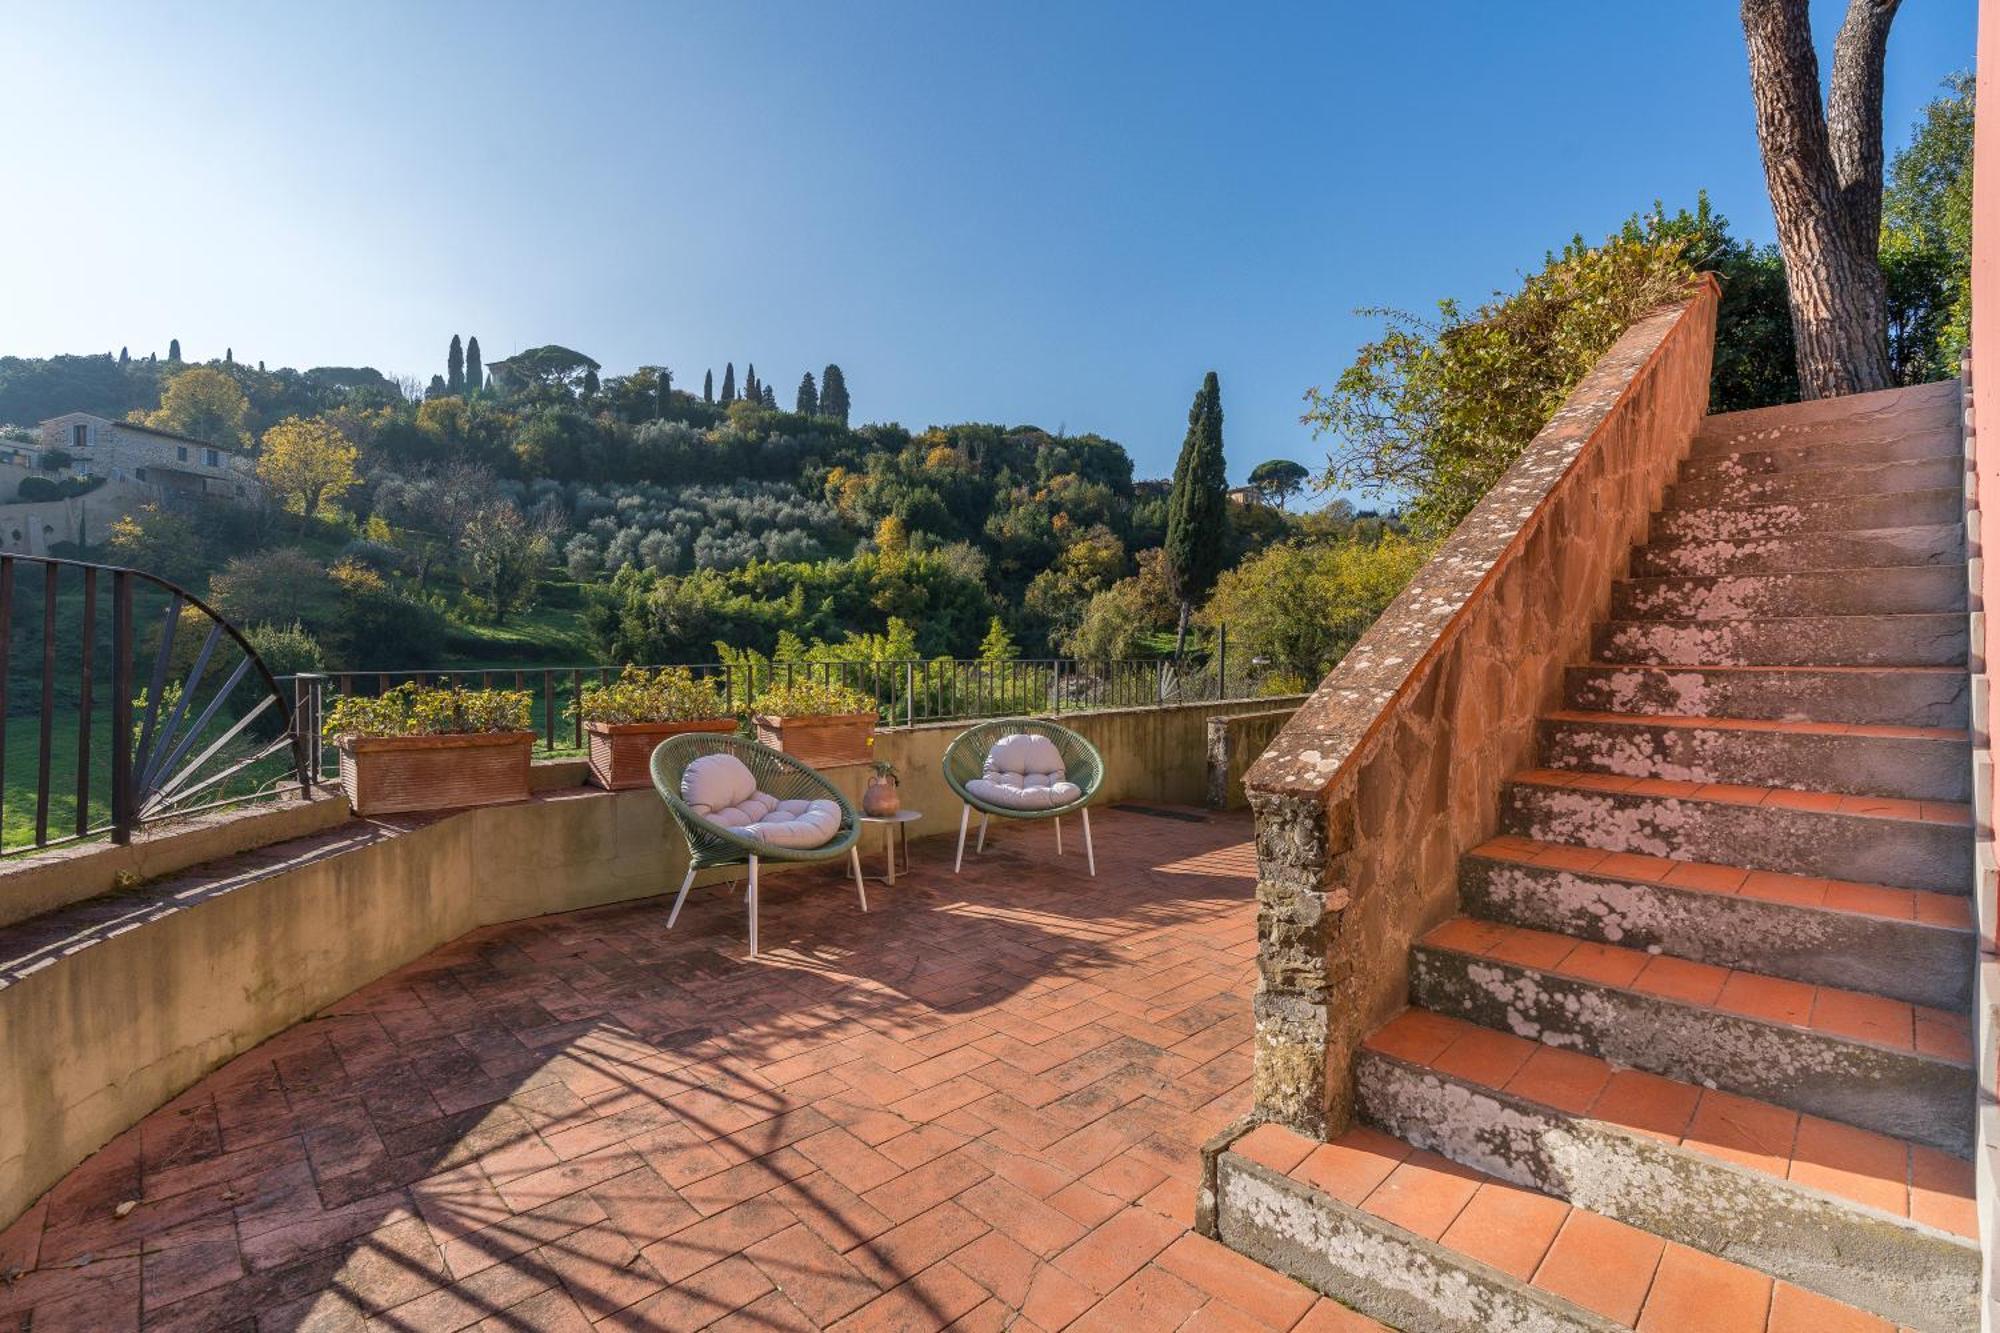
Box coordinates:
[4,589,1345,855]
[0,554,311,858]
[286,628,1302,775]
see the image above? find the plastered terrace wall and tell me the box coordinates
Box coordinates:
[0,694,1281,1228]
[1243,278,1720,1137]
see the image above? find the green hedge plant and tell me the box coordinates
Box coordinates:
[573,666,729,725]
[324,681,533,738]
[750,678,877,718]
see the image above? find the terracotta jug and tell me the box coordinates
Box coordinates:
[862,773,901,816]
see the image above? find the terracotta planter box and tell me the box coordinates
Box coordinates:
[336,731,535,816]
[584,718,737,791]
[754,712,876,767]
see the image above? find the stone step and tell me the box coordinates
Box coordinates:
[1593,612,1967,668]
[1630,523,1964,578]
[1500,769,1972,894]
[1353,1012,1977,1332]
[1611,566,1965,620]
[1408,918,1974,1154]
[1652,489,1963,539]
[1460,837,1974,1009]
[1537,710,1969,801]
[1688,428,1968,474]
[1668,454,1962,507]
[1563,664,1970,728]
[1690,380,1962,458]
[1208,1120,1924,1332]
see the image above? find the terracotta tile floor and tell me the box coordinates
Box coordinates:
[0,807,1386,1332]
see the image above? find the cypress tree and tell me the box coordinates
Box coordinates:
[820,364,849,425]
[762,383,776,408]
[721,362,736,402]
[447,335,464,395]
[656,367,672,417]
[1164,371,1228,655]
[583,367,600,398]
[426,373,447,399]
[225,347,233,364]
[465,336,483,394]
[168,339,181,362]
[118,346,129,367]
[704,369,714,403]
[797,371,819,416]
[258,360,265,372]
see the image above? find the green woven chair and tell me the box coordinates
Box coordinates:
[942,719,1104,876]
[650,733,865,957]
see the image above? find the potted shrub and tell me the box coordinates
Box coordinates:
[751,678,879,767]
[324,682,536,815]
[574,666,736,790]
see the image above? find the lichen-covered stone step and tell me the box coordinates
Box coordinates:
[1408,919,1974,1154]
[1501,769,1973,893]
[1630,523,1964,578]
[1563,664,1970,728]
[1537,710,1969,801]
[1690,380,1961,459]
[1653,489,1963,539]
[1353,1012,1977,1332]
[1686,428,1964,479]
[1667,454,1962,508]
[1206,1121,1920,1333]
[1593,612,1967,668]
[1611,566,1965,621]
[1459,837,1974,1009]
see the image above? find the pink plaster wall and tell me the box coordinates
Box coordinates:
[1978,2,1999,661]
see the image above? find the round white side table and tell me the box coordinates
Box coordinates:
[857,810,922,884]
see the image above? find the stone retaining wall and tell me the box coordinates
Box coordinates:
[1207,707,1299,810]
[1243,278,1720,1137]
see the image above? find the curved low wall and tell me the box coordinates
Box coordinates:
[0,695,1290,1228]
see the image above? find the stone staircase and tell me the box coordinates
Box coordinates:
[1212,380,1980,1331]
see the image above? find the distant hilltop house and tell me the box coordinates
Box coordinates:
[1226,484,1264,506]
[35,412,261,501]
[0,413,263,557]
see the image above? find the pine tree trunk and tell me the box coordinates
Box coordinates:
[1174,600,1191,659]
[1741,0,1898,399]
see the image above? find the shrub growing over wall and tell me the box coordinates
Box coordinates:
[1305,204,1719,538]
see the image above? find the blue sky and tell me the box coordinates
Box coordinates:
[0,2,1976,492]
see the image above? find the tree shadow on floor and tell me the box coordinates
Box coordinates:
[0,807,1260,1331]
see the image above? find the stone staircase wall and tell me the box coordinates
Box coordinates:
[1242,278,1721,1138]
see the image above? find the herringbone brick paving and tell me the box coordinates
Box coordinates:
[0,807,1383,1331]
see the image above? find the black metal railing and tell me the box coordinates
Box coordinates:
[284,624,1326,778]
[0,554,311,857]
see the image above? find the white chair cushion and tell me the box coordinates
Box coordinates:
[683,753,756,812]
[966,774,1082,811]
[985,732,1064,780]
[685,754,841,848]
[740,798,843,848]
[971,732,1077,809]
